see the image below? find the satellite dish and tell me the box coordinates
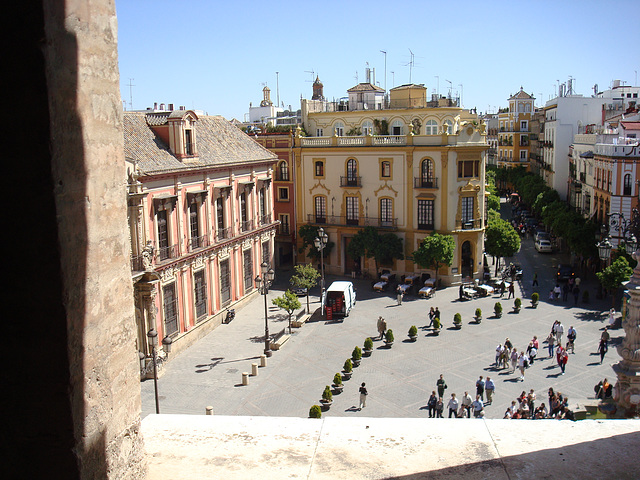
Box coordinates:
[593,84,598,95]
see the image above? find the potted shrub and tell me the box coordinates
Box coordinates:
[309,405,322,418]
[384,329,394,347]
[342,359,353,380]
[320,385,332,410]
[474,308,482,323]
[433,316,441,334]
[494,301,503,318]
[582,290,589,303]
[332,373,343,394]
[352,346,362,367]
[531,292,539,308]
[408,325,418,341]
[453,313,462,329]
[363,337,373,356]
[513,298,522,313]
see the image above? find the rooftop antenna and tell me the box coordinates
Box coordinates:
[380,50,387,93]
[435,76,439,97]
[567,76,574,95]
[458,83,463,107]
[304,70,315,82]
[445,79,452,99]
[127,78,135,110]
[406,49,415,84]
[391,71,395,88]
[276,72,280,107]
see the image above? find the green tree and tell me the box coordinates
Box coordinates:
[487,194,500,212]
[272,290,302,334]
[412,233,455,283]
[596,257,634,306]
[485,217,521,275]
[298,225,334,261]
[347,226,404,275]
[290,263,321,313]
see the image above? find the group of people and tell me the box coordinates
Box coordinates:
[503,387,575,420]
[549,281,581,305]
[425,374,487,419]
[495,336,537,382]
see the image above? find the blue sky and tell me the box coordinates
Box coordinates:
[116,0,640,120]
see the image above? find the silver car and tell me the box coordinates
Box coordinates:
[535,239,552,253]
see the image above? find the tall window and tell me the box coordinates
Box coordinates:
[417,199,434,230]
[262,241,270,265]
[362,120,373,136]
[381,160,391,178]
[189,202,200,249]
[520,151,527,160]
[220,259,231,305]
[346,158,358,186]
[334,122,344,136]
[421,159,434,187]
[216,197,226,239]
[315,160,324,177]
[194,270,207,320]
[316,128,323,137]
[462,197,474,227]
[425,120,438,135]
[278,187,289,201]
[391,120,403,135]
[458,159,480,178]
[315,196,326,223]
[279,214,290,235]
[278,160,289,181]
[240,192,248,231]
[346,196,359,225]
[185,129,193,155]
[163,283,178,336]
[259,187,266,223]
[380,198,393,227]
[157,209,169,260]
[624,174,632,195]
[243,250,253,291]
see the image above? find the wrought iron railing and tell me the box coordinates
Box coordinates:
[414,177,439,189]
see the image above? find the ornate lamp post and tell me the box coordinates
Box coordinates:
[255,261,275,357]
[146,329,173,414]
[314,227,328,318]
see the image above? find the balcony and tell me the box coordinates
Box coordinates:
[157,244,178,262]
[414,177,439,189]
[457,219,481,231]
[188,235,209,252]
[278,224,290,235]
[307,214,397,229]
[259,214,272,226]
[130,254,144,272]
[241,220,254,233]
[340,176,362,187]
[274,173,290,181]
[216,227,231,241]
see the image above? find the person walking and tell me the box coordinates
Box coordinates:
[507,282,515,299]
[567,325,577,353]
[555,321,564,346]
[510,347,519,373]
[358,382,368,410]
[518,351,527,381]
[427,391,438,418]
[547,335,555,358]
[434,307,441,326]
[475,376,485,401]
[436,374,447,398]
[461,391,473,418]
[377,316,384,340]
[396,285,403,305]
[532,272,539,287]
[609,308,616,328]
[485,377,495,405]
[558,347,568,375]
[380,318,387,341]
[499,280,506,297]
[526,342,537,364]
[447,393,459,418]
[495,344,503,366]
[553,284,561,300]
[562,283,570,302]
[472,395,484,418]
[435,397,444,418]
[427,307,435,328]
[572,286,580,305]
[598,338,608,364]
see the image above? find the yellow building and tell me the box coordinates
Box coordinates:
[497,87,534,170]
[295,83,488,285]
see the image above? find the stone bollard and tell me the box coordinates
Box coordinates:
[242,372,249,386]
[260,355,267,367]
[251,363,258,376]
[205,406,213,415]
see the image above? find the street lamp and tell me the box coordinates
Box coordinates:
[255,261,275,357]
[598,237,613,262]
[314,227,328,293]
[147,328,160,414]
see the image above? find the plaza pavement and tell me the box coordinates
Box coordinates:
[141,240,622,420]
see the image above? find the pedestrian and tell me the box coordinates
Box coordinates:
[532,335,539,350]
[435,397,444,418]
[377,316,384,340]
[518,351,527,381]
[505,337,513,350]
[380,318,387,340]
[485,377,495,405]
[434,307,441,325]
[553,284,561,299]
[562,283,570,302]
[598,338,608,364]
[500,280,506,297]
[476,375,485,401]
[532,272,539,287]
[572,286,580,305]
[548,387,555,411]
[575,277,581,288]
[567,325,576,353]
[609,308,616,327]
[437,374,447,398]
[548,289,555,301]
[358,382,368,410]
[495,344,503,366]
[461,391,473,418]
[427,391,438,418]
[459,283,464,300]
[396,285,403,305]
[558,347,568,374]
[547,336,555,358]
[510,347,519,373]
[427,307,435,327]
[528,389,536,415]
[601,326,610,344]
[448,393,459,418]
[507,282,515,299]
[526,342,537,364]
[472,395,484,418]
[556,321,564,345]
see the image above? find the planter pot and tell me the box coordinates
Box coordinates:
[320,400,332,410]
[352,359,361,368]
[531,302,538,309]
[409,335,417,342]
[454,323,462,329]
[363,349,372,357]
[342,371,352,381]
[495,312,502,318]
[433,329,441,335]
[475,316,482,323]
[332,384,343,394]
[513,307,521,314]
[384,341,394,348]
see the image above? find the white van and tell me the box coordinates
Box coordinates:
[322,281,356,317]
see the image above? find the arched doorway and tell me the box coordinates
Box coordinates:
[461,241,473,280]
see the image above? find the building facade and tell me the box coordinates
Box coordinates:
[496,88,534,170]
[124,109,278,363]
[295,82,487,285]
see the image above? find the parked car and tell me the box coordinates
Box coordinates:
[557,264,575,282]
[535,239,553,253]
[291,286,308,297]
[535,231,550,242]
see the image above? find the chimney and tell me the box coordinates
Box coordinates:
[180,105,185,110]
[154,102,158,110]
[160,103,165,110]
[168,103,174,111]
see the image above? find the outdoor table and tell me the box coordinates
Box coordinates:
[424,278,436,287]
[373,281,386,292]
[399,284,412,294]
[463,287,476,299]
[477,285,494,296]
[380,274,390,281]
[418,286,434,298]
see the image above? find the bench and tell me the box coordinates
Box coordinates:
[269,327,291,350]
[291,309,311,328]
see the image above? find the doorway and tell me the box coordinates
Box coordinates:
[461,241,473,280]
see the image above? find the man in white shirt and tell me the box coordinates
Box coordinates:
[556,321,564,345]
[461,391,473,418]
[447,393,459,418]
[472,395,484,418]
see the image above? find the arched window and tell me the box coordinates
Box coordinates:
[425,120,438,135]
[346,158,358,186]
[624,173,632,195]
[334,122,344,136]
[362,120,373,136]
[380,198,393,227]
[420,159,435,188]
[391,120,403,135]
[278,160,289,181]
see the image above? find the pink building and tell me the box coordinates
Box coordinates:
[125,108,277,366]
